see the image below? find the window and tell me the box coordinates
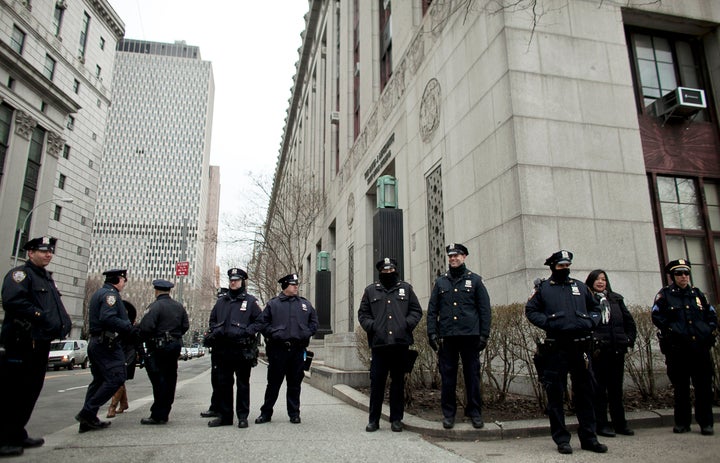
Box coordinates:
[40,101,47,113]
[10,26,25,54]
[95,65,101,78]
[0,104,12,187]
[78,12,90,59]
[73,79,80,94]
[14,126,45,257]
[379,0,392,91]
[62,144,70,159]
[53,205,62,221]
[43,55,56,80]
[53,5,64,36]
[88,159,93,169]
[7,77,14,89]
[67,115,74,130]
[58,173,66,189]
[100,37,105,50]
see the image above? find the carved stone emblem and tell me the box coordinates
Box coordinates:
[14,111,37,140]
[347,193,355,229]
[46,131,65,158]
[419,79,441,143]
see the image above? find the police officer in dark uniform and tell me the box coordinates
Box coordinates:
[652,259,717,436]
[358,258,422,433]
[205,268,262,428]
[137,279,189,425]
[427,243,491,430]
[75,269,133,433]
[0,237,71,457]
[254,273,318,424]
[526,250,606,454]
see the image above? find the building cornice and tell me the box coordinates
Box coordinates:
[89,0,125,40]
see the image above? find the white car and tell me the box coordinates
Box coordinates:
[48,340,89,371]
[187,346,200,358]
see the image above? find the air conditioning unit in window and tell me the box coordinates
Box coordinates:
[648,87,706,120]
[330,111,340,124]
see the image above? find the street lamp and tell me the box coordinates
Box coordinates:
[13,197,73,267]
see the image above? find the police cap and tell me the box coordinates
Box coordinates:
[152,279,174,291]
[228,267,248,281]
[23,236,57,252]
[446,243,469,256]
[102,269,128,279]
[375,257,398,272]
[665,259,691,274]
[278,273,299,289]
[544,250,573,267]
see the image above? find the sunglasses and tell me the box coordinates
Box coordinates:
[673,271,690,276]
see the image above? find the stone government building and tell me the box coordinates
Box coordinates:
[265,0,719,379]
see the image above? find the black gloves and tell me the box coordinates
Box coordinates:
[477,336,488,352]
[428,334,439,352]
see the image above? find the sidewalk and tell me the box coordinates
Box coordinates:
[13,361,720,462]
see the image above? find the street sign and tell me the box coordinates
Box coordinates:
[176,261,189,276]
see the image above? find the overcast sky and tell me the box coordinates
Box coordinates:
[107,1,309,271]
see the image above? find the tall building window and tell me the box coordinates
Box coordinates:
[0,104,12,187]
[58,173,66,189]
[53,4,64,36]
[96,65,101,78]
[10,25,25,54]
[379,0,392,91]
[62,144,70,159]
[53,205,62,221]
[100,37,105,50]
[73,79,80,94]
[67,115,75,130]
[78,12,90,59]
[14,126,46,257]
[43,55,56,80]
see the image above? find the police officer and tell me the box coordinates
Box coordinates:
[205,268,262,428]
[652,259,717,435]
[358,258,422,432]
[0,237,71,457]
[75,269,133,433]
[254,273,318,424]
[137,279,189,425]
[426,243,491,430]
[526,250,606,454]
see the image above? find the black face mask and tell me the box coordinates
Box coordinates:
[551,268,570,282]
[379,272,399,288]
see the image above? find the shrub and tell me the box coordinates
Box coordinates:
[624,305,660,399]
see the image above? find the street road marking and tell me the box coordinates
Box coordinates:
[58,385,89,393]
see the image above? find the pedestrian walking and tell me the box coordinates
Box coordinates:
[358,257,422,432]
[0,237,71,457]
[526,250,607,454]
[205,268,262,428]
[137,279,189,425]
[75,269,133,433]
[254,273,318,424]
[426,243,491,430]
[652,259,717,435]
[585,269,637,437]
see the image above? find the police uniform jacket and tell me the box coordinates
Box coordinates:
[1,260,71,343]
[427,268,491,338]
[358,280,423,348]
[652,283,717,350]
[88,283,132,336]
[138,294,189,341]
[526,277,601,339]
[256,293,318,345]
[208,289,262,345]
[592,291,637,350]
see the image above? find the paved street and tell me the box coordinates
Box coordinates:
[10,357,720,462]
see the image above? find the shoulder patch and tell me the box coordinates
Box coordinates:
[12,270,27,283]
[105,295,117,307]
[654,291,663,303]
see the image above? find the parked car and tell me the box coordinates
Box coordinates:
[179,347,189,361]
[187,346,200,358]
[48,340,89,371]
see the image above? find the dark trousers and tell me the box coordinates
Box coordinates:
[260,344,304,418]
[665,347,714,428]
[438,336,482,419]
[369,345,409,423]
[215,347,252,421]
[0,339,50,445]
[209,350,219,412]
[80,338,126,420]
[144,343,181,421]
[541,348,597,445]
[591,349,628,430]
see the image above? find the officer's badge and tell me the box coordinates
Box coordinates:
[302,303,307,311]
[696,297,703,309]
[12,270,27,283]
[571,284,580,296]
[399,288,406,297]
[106,295,117,306]
[240,301,247,311]
[465,280,472,288]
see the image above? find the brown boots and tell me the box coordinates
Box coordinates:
[106,385,129,418]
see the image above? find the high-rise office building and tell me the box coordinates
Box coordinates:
[89,39,216,316]
[0,0,124,337]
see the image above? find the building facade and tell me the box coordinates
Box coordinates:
[89,38,216,330]
[266,0,720,371]
[0,0,123,336]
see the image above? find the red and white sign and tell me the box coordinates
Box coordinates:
[175,261,189,276]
